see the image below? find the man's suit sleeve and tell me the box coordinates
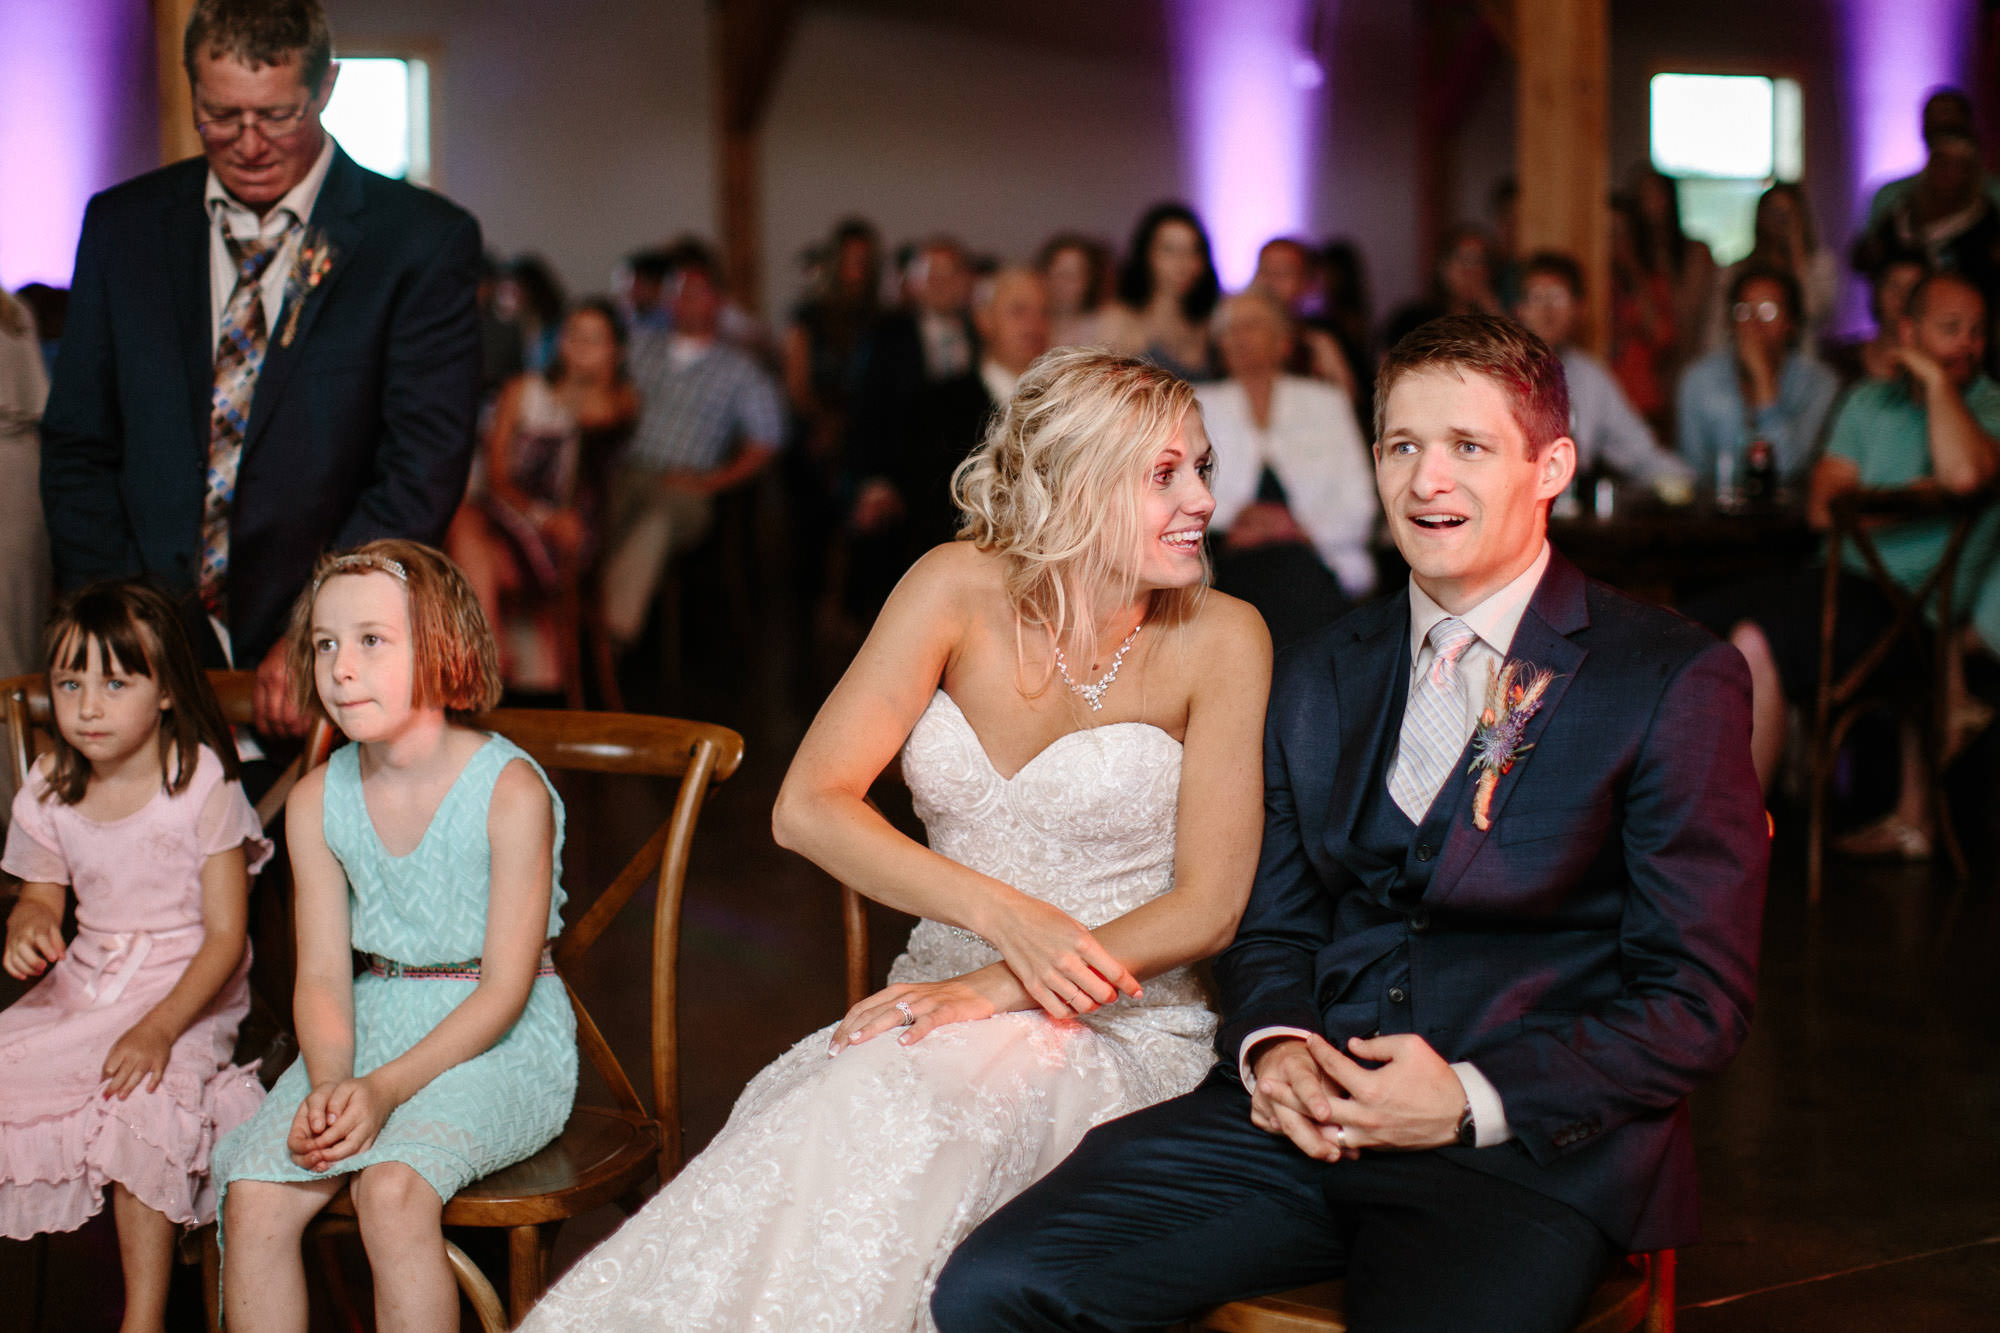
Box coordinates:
[1212,663,1343,1075]
[1463,638,1767,1164]
[332,209,482,549]
[40,195,140,587]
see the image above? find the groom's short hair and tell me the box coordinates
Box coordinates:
[1373,313,1570,460]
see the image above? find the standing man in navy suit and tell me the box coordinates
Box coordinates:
[935,315,1768,1331]
[42,0,481,736]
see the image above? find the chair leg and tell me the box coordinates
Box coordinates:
[314,1220,368,1333]
[446,1238,509,1333]
[26,1231,49,1333]
[200,1225,222,1333]
[1646,1249,1676,1333]
[507,1222,559,1325]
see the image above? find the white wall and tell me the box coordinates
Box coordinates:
[759,7,1185,319]
[337,0,715,300]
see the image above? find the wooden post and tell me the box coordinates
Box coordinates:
[711,0,798,316]
[1514,0,1610,354]
[152,0,201,165]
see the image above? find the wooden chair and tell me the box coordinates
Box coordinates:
[1195,1251,1674,1333]
[1807,488,1992,901]
[836,831,1675,1333]
[283,707,743,1332]
[1,670,335,1333]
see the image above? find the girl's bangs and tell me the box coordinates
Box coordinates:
[52,599,157,678]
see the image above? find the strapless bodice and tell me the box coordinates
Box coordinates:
[892,690,1205,1012]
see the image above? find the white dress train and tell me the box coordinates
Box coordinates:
[521,689,1218,1331]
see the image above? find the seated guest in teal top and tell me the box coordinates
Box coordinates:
[1676,266,1841,487]
[1698,271,2000,862]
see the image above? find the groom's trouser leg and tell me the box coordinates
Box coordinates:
[932,1072,1612,1333]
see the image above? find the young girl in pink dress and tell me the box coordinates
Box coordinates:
[0,581,268,1332]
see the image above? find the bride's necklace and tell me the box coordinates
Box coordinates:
[1054,619,1144,712]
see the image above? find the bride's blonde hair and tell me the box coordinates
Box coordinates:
[952,347,1209,689]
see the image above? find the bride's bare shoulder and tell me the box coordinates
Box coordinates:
[900,541,1007,602]
[1179,589,1272,674]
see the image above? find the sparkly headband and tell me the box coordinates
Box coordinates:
[314,554,408,591]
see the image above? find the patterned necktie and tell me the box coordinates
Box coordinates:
[1388,616,1478,821]
[201,230,288,621]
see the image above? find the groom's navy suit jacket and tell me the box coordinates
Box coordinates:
[41,146,481,665]
[1214,551,1767,1253]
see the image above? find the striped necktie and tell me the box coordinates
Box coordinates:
[200,230,288,622]
[1388,616,1478,822]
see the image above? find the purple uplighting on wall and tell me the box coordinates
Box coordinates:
[0,0,156,289]
[1167,0,1326,289]
[1843,0,1978,213]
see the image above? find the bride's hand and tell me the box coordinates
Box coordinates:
[985,895,1142,1020]
[829,978,1000,1053]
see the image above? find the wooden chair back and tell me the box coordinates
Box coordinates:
[460,706,744,1180]
[1808,489,1992,899]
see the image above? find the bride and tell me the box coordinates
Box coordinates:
[522,347,1272,1331]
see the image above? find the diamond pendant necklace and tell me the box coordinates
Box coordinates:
[1055,619,1144,712]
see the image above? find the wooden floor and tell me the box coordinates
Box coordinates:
[5,575,1999,1331]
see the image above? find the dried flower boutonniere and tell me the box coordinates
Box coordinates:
[280,228,337,347]
[1467,660,1558,831]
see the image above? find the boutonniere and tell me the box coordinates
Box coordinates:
[1467,660,1557,831]
[280,227,337,347]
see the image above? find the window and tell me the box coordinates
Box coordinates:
[1649,73,1802,265]
[323,56,430,184]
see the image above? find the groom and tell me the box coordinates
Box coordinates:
[933,315,1768,1331]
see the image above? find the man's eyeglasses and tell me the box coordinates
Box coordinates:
[1732,301,1783,324]
[195,105,312,144]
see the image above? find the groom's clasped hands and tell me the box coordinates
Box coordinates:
[1249,1032,1466,1161]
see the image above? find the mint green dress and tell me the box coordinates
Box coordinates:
[212,735,577,1207]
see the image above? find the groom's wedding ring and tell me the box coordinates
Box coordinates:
[895,1000,916,1026]
[1333,1125,1350,1151]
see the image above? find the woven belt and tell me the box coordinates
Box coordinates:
[367,947,557,981]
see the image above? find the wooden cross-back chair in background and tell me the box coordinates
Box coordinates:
[1,670,334,1333]
[293,706,744,1332]
[1807,488,1991,902]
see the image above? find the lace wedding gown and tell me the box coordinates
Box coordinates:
[522,689,1218,1332]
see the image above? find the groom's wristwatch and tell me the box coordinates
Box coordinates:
[1455,1100,1477,1147]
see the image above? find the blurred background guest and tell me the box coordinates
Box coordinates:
[1678,265,1840,490]
[1707,183,1840,349]
[615,246,676,334]
[1252,235,1359,401]
[16,283,66,380]
[782,217,882,644]
[848,268,1051,619]
[1198,289,1375,648]
[601,250,784,650]
[1513,251,1693,495]
[448,298,636,692]
[499,253,568,373]
[1861,88,2000,232]
[1851,257,1932,383]
[1608,195,1681,433]
[1317,239,1376,425]
[1628,164,1718,378]
[1382,223,1502,351]
[1853,127,2000,370]
[0,284,49,821]
[1036,231,1112,350]
[846,235,978,615]
[1099,201,1222,381]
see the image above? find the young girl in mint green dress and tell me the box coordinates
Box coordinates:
[212,540,576,1331]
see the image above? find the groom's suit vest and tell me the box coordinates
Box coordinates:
[1310,635,1488,1041]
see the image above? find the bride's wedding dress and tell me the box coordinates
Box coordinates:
[522,689,1218,1331]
